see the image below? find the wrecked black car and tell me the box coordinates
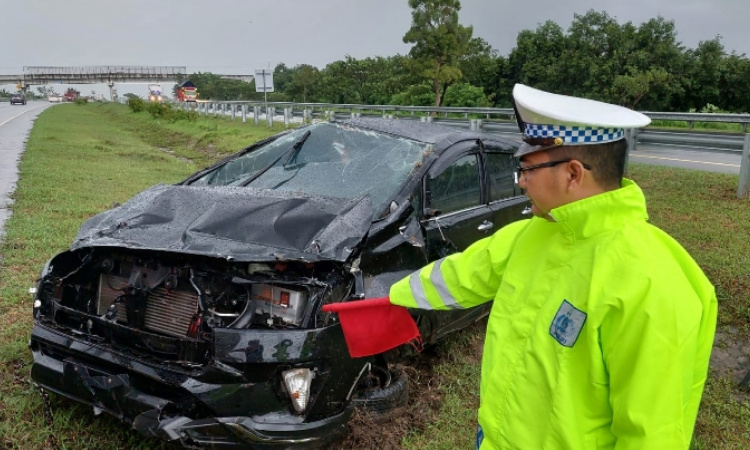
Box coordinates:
[29,118,529,448]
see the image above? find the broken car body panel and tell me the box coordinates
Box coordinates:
[72,185,373,263]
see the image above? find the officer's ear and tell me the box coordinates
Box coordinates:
[564,160,587,191]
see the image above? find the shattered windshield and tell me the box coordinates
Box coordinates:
[190,122,431,217]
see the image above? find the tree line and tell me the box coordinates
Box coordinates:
[182,3,750,114]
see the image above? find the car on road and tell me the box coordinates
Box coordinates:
[48,95,63,103]
[10,93,26,105]
[29,118,529,448]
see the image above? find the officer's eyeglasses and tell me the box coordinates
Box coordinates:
[515,159,592,182]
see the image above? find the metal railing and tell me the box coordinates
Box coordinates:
[189,100,750,130]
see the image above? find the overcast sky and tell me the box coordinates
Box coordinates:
[2,0,748,97]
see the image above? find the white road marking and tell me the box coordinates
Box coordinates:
[630,153,740,168]
[0,105,48,128]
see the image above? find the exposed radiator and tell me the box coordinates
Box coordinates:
[97,274,199,338]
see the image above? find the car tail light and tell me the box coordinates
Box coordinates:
[282,368,314,413]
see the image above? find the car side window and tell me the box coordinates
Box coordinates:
[486,152,519,201]
[428,154,480,214]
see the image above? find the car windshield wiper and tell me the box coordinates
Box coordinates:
[282,130,311,168]
[240,130,311,187]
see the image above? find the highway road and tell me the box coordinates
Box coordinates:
[0,101,56,239]
[630,143,740,174]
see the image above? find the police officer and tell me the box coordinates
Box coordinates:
[388,84,718,449]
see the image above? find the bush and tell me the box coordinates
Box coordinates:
[74,97,89,105]
[390,84,435,106]
[146,101,170,118]
[127,97,146,113]
[143,102,197,122]
[443,83,491,108]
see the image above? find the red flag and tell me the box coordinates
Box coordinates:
[322,297,421,358]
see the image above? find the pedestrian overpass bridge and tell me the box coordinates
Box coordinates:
[0,66,254,98]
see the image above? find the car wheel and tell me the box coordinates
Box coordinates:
[351,365,409,422]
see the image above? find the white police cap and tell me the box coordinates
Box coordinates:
[512,84,651,157]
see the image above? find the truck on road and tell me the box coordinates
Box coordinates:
[63,90,80,102]
[148,84,163,102]
[176,80,198,102]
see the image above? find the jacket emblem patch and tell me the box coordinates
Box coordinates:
[549,300,587,347]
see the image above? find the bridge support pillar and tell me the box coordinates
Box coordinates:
[107,81,116,102]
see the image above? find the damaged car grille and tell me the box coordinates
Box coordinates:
[98,273,199,338]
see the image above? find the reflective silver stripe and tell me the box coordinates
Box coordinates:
[409,271,433,309]
[431,259,462,309]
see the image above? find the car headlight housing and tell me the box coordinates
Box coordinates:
[282,368,314,413]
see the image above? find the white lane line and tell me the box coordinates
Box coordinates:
[630,153,740,168]
[0,105,48,128]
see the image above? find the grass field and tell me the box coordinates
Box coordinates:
[0,102,748,449]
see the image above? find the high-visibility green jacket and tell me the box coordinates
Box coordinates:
[390,179,717,449]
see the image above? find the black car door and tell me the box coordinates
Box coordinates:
[420,141,497,338]
[422,142,494,259]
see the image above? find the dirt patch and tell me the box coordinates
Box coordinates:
[157,147,193,163]
[331,348,448,449]
[710,326,750,401]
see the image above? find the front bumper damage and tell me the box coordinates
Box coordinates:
[29,322,360,448]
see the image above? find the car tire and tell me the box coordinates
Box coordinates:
[351,365,409,422]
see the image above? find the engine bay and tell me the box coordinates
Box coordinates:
[34,248,352,360]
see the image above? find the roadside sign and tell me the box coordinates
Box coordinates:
[254,70,274,93]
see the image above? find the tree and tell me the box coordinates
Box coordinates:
[611,68,669,108]
[507,21,567,94]
[273,63,294,95]
[186,72,257,101]
[403,0,473,107]
[685,37,725,110]
[458,37,503,105]
[719,53,750,113]
[283,64,321,103]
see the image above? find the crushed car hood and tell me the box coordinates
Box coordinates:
[71,184,373,262]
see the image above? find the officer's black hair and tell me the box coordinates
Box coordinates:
[547,139,627,190]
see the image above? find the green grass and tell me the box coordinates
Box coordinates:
[1,102,749,448]
[650,120,748,133]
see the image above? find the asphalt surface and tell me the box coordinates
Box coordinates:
[0,101,55,239]
[630,143,741,175]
